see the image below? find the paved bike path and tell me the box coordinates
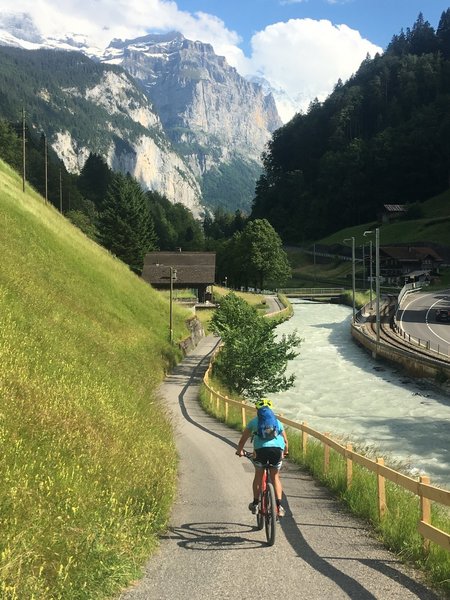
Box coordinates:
[120,335,441,600]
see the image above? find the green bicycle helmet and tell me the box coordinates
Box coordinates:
[255,398,273,410]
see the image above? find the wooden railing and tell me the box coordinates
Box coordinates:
[279,287,345,297]
[203,366,450,553]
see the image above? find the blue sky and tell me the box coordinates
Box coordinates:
[175,0,450,53]
[3,0,450,120]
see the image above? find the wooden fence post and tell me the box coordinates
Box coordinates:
[224,396,229,423]
[324,433,330,474]
[241,401,247,429]
[420,475,431,552]
[376,457,387,520]
[302,422,308,456]
[346,443,353,488]
[209,387,213,407]
[216,392,220,412]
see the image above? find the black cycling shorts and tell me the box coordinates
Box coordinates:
[254,447,283,469]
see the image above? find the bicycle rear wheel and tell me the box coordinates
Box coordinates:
[264,482,277,546]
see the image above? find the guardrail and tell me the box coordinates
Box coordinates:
[280,287,345,297]
[203,366,450,553]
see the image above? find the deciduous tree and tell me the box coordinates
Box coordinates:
[210,292,301,400]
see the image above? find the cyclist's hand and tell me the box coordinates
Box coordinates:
[235,449,243,457]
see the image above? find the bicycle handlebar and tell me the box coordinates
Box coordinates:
[236,449,288,459]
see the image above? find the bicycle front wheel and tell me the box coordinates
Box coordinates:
[264,482,277,546]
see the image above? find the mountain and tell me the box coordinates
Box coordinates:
[0,16,282,214]
[101,32,282,212]
[0,45,202,215]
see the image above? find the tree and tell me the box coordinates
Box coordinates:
[437,9,450,59]
[98,173,157,274]
[77,153,113,210]
[210,293,301,400]
[0,119,21,170]
[237,219,291,289]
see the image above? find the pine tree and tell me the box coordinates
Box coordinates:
[77,153,113,210]
[437,9,450,59]
[98,173,157,274]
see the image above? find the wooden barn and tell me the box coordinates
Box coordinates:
[141,251,216,303]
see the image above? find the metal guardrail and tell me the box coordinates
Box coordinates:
[280,287,345,297]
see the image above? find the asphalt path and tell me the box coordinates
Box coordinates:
[397,289,450,355]
[119,335,442,600]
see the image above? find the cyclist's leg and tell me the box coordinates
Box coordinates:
[269,466,282,502]
[252,466,264,500]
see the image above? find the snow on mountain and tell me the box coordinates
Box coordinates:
[0,12,104,57]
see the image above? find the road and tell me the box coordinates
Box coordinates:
[397,288,450,355]
[119,335,441,600]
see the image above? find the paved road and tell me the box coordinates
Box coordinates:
[119,336,442,600]
[397,289,450,355]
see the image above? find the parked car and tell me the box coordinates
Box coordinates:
[435,308,450,322]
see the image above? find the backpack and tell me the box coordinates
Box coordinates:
[256,406,279,439]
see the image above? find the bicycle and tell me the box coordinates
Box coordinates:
[243,450,278,546]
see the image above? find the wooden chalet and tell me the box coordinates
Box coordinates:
[379,245,443,284]
[141,251,216,302]
[381,204,407,223]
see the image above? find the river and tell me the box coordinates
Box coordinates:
[272,300,450,488]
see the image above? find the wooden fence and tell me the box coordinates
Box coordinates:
[203,366,450,553]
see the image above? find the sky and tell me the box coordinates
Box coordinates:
[2,0,450,121]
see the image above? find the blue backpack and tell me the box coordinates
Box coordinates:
[257,406,279,439]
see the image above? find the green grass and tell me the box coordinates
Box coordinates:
[0,160,192,598]
[213,285,267,312]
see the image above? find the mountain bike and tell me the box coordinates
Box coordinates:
[243,450,277,546]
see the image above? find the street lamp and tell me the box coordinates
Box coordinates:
[169,266,177,343]
[367,239,373,305]
[343,237,356,322]
[364,228,380,344]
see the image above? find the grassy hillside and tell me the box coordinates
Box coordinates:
[0,160,192,598]
[288,189,450,288]
[319,188,450,246]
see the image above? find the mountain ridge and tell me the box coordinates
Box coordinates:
[0,17,282,214]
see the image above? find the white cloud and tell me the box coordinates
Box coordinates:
[231,18,382,121]
[0,2,382,122]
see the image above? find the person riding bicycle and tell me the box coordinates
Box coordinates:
[235,398,288,517]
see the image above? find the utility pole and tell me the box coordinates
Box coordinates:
[44,134,48,203]
[22,107,26,193]
[169,267,177,343]
[364,229,380,345]
[344,237,356,322]
[59,168,63,213]
[375,227,380,345]
[313,243,317,283]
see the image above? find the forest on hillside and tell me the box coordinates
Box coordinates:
[251,10,450,244]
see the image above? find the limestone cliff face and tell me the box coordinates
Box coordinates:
[52,69,203,215]
[103,32,282,209]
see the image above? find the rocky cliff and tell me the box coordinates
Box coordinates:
[102,32,282,210]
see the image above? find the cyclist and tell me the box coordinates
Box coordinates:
[235,398,288,517]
